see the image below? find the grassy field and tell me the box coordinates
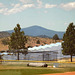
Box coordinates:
[0,66,75,75]
[0,60,75,75]
[0,63,75,75]
[0,69,69,75]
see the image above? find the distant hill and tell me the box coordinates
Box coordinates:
[8,25,65,38]
[0,32,11,38]
[36,35,51,38]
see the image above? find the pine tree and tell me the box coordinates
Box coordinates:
[37,40,40,44]
[53,34,59,40]
[9,24,28,60]
[62,23,75,62]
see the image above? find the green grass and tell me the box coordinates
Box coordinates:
[0,67,75,75]
[0,69,62,75]
[0,62,75,75]
[0,70,21,75]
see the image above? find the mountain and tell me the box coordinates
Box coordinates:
[0,32,11,38]
[36,35,51,38]
[7,25,65,38]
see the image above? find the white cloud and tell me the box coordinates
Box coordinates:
[0,3,5,7]
[20,0,33,4]
[0,8,8,14]
[0,3,34,15]
[37,0,42,8]
[4,4,34,15]
[45,4,57,8]
[11,3,20,8]
[1,1,75,15]
[60,2,75,10]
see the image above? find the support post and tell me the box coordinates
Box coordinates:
[17,51,19,60]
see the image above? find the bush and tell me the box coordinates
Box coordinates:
[37,40,40,44]
[53,34,59,40]
[2,38,9,45]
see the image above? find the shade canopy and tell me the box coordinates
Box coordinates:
[28,42,62,51]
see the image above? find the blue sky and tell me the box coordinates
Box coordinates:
[0,0,75,31]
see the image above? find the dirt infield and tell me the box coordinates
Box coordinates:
[40,72,75,75]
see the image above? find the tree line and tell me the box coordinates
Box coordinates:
[0,23,75,62]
